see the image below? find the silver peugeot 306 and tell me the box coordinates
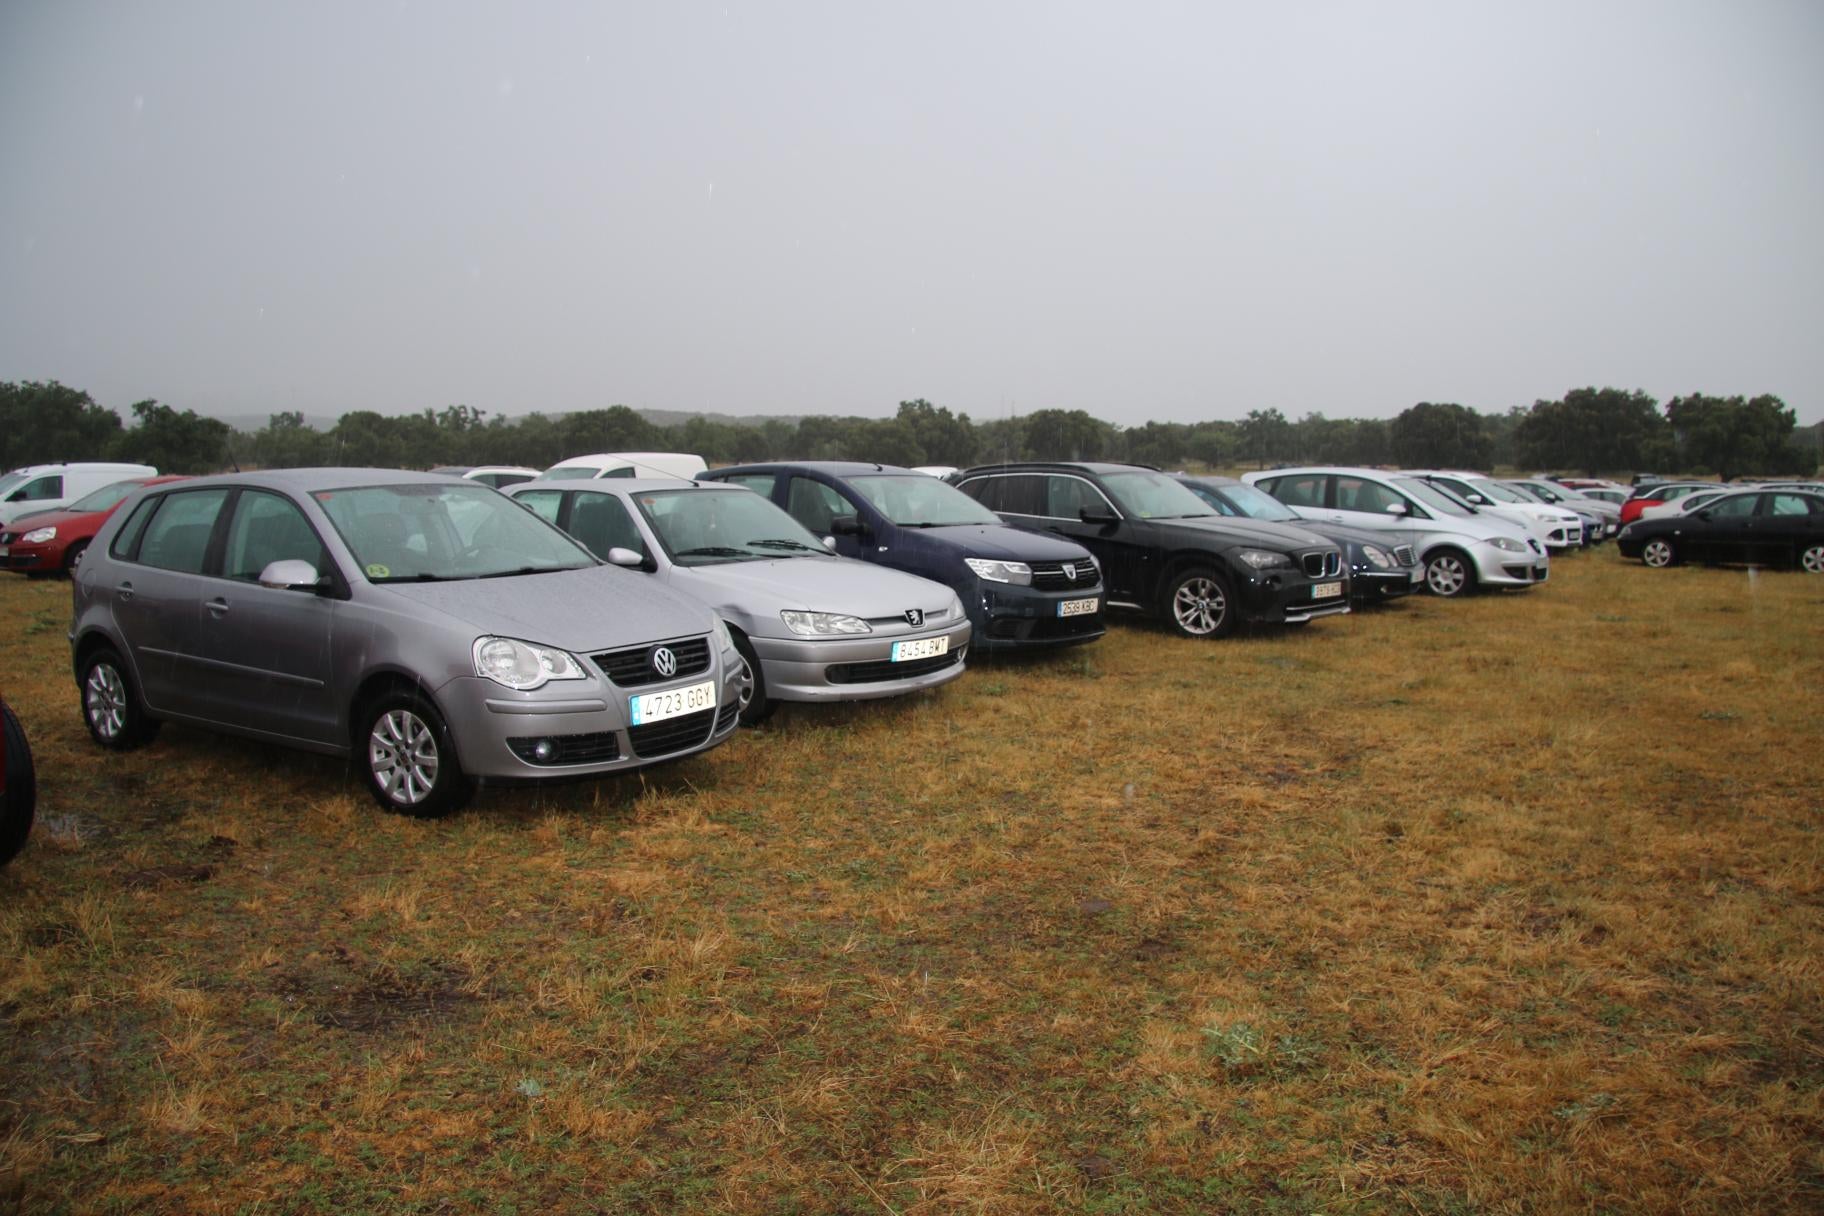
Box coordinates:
[68,469,745,817]
[505,477,971,725]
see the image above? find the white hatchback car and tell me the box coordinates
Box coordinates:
[1243,467,1548,597]
[1403,470,1585,550]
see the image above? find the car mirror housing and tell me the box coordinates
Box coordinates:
[830,514,864,537]
[1078,506,1119,525]
[1385,501,1409,516]
[821,535,838,552]
[258,559,325,591]
[605,546,644,568]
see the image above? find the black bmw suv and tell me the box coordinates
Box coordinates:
[954,462,1349,638]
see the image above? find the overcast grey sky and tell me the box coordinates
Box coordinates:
[3,1,1820,427]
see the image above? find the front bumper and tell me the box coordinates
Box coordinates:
[1476,551,1549,587]
[752,618,973,703]
[1234,572,1353,624]
[1352,567,1423,601]
[0,543,52,572]
[966,582,1106,650]
[434,645,744,780]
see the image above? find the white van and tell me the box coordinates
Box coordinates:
[0,463,159,526]
[540,452,707,482]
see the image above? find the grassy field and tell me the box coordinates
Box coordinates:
[1,552,1820,1214]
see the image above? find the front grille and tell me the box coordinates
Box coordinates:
[1029,560,1100,590]
[628,707,717,758]
[507,731,621,766]
[827,649,963,685]
[1393,545,1416,566]
[5,554,43,569]
[1300,551,1341,578]
[716,703,740,732]
[591,636,711,688]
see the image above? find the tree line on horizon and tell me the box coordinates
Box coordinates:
[1,380,1816,484]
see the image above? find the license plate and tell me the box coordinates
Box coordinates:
[628,679,716,725]
[891,636,949,662]
[1057,596,1098,617]
[1311,581,1343,600]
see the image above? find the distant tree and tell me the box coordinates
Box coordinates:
[0,380,123,467]
[1120,421,1193,469]
[1018,409,1114,461]
[1665,393,1799,481]
[108,399,231,474]
[972,416,1027,465]
[246,410,330,469]
[1238,408,1292,469]
[1390,402,1492,469]
[433,403,490,465]
[895,399,977,466]
[1515,387,1662,474]
[559,406,659,456]
[1187,420,1240,469]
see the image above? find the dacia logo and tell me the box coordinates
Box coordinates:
[904,609,924,628]
[1062,562,1077,580]
[651,646,678,678]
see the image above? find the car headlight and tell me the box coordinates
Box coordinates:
[473,636,588,690]
[780,611,871,636]
[1486,536,1527,553]
[1361,544,1392,569]
[22,526,56,544]
[1235,548,1293,570]
[964,557,1032,585]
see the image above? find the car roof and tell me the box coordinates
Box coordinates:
[512,477,737,495]
[709,461,918,476]
[1172,472,1243,487]
[956,461,1162,476]
[139,468,462,493]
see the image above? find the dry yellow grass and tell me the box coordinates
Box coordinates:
[0,553,1820,1213]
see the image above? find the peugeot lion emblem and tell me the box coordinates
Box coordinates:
[904,608,924,628]
[651,646,678,678]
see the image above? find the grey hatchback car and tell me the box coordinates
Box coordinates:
[69,469,745,817]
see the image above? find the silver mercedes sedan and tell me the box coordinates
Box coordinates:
[506,478,971,725]
[69,469,745,816]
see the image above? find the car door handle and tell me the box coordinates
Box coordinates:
[206,598,230,618]
[118,581,134,602]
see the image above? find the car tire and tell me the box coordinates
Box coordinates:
[359,690,473,818]
[79,647,161,750]
[1423,549,1476,598]
[1163,567,1236,639]
[1641,538,1677,569]
[61,540,89,577]
[1799,543,1824,574]
[0,701,35,866]
[732,633,777,727]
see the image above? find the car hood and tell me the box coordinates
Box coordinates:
[0,505,106,534]
[1149,515,1335,550]
[917,523,1094,561]
[374,565,713,649]
[1289,519,1420,563]
[670,556,953,617]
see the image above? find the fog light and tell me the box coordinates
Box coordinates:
[532,738,556,762]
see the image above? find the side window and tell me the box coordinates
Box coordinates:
[568,493,648,560]
[1268,475,1327,509]
[1336,477,1399,513]
[136,488,231,573]
[13,474,62,502]
[1431,477,1475,501]
[1767,494,1810,517]
[721,474,777,497]
[1044,475,1114,520]
[955,476,1000,509]
[1709,494,1757,518]
[110,497,160,559]
[598,467,635,479]
[785,476,852,534]
[223,491,329,581]
[984,474,1045,516]
[515,489,565,526]
[1186,485,1239,516]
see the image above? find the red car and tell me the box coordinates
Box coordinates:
[1618,482,1719,526]
[0,475,188,576]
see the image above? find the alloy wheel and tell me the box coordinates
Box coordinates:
[369,709,440,806]
[1172,577,1227,636]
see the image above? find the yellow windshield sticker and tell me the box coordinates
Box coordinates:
[365,563,390,579]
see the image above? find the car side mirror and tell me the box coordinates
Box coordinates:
[822,536,838,552]
[1695,509,1712,521]
[258,559,326,591]
[830,514,864,537]
[1466,493,1487,505]
[605,546,644,569]
[1385,501,1408,516]
[1078,506,1119,525]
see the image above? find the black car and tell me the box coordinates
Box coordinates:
[1618,488,1824,572]
[953,462,1348,638]
[699,462,1107,649]
[1172,474,1423,603]
[1,695,34,866]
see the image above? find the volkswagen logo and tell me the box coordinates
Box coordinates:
[1062,562,1077,580]
[904,608,924,628]
[651,646,678,678]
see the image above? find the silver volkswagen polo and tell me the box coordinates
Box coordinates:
[506,478,971,725]
[69,469,745,816]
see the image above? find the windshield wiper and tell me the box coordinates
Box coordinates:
[675,546,750,558]
[373,572,457,583]
[747,538,823,551]
[477,565,574,579]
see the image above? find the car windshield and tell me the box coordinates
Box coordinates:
[65,480,147,513]
[844,474,1000,526]
[314,482,594,582]
[1391,477,1473,517]
[1205,481,1299,522]
[636,487,830,565]
[1100,470,1216,519]
[1468,477,1530,504]
[0,472,29,497]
